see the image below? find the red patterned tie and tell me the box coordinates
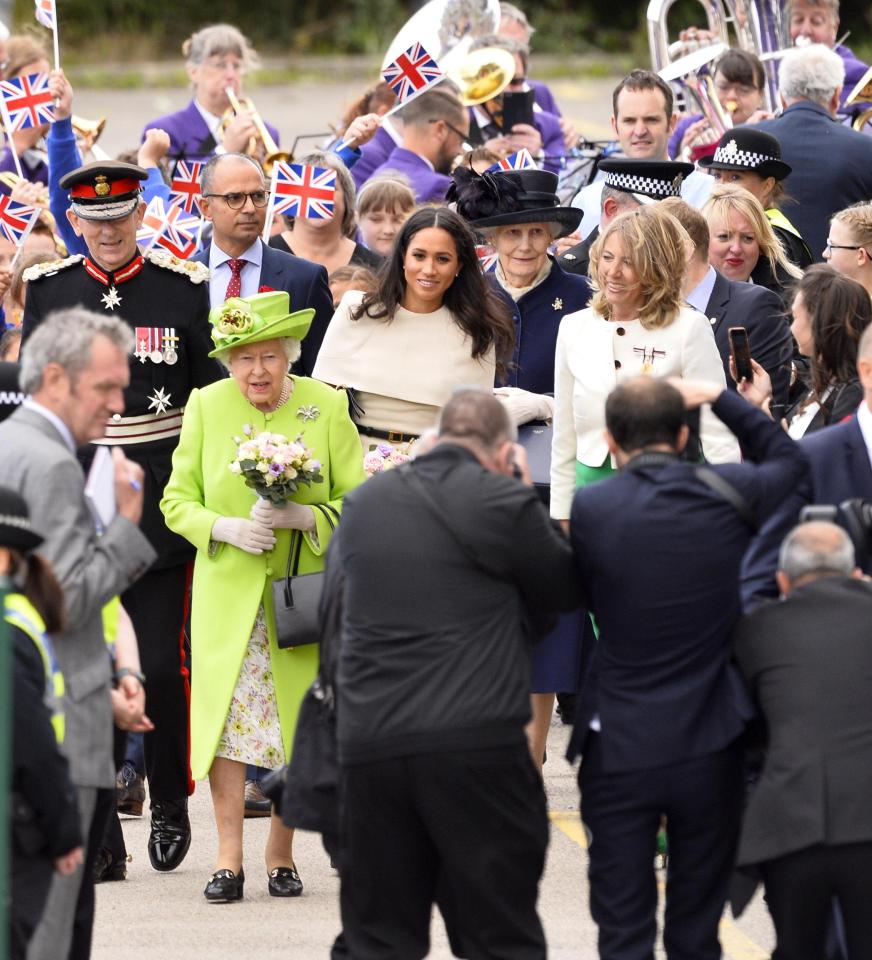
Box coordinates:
[224,258,246,300]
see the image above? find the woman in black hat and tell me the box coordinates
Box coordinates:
[450,165,593,767]
[1,486,83,960]
[699,127,813,272]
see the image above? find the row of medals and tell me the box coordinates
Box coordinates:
[136,338,179,366]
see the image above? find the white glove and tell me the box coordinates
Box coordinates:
[250,498,316,532]
[494,387,555,426]
[211,517,276,555]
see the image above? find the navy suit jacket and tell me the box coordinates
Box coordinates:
[751,102,872,262]
[803,414,872,515]
[194,241,333,376]
[142,99,280,165]
[568,390,808,772]
[704,271,793,409]
[492,258,592,394]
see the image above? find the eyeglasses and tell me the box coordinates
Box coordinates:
[202,191,270,210]
[825,240,863,252]
[429,119,471,150]
[203,58,247,75]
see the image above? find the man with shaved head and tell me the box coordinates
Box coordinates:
[734,520,872,956]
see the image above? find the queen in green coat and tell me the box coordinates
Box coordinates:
[161,291,364,903]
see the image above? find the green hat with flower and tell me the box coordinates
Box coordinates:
[208,291,315,358]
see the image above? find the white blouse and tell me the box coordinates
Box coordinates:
[550,305,741,518]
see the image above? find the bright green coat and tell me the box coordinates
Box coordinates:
[161,376,365,780]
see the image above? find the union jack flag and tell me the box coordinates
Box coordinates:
[0,195,40,245]
[271,162,336,220]
[0,73,55,131]
[169,160,204,216]
[136,197,202,259]
[476,244,499,274]
[382,42,443,103]
[489,148,538,173]
[34,0,56,29]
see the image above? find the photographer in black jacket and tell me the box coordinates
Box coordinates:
[334,388,580,960]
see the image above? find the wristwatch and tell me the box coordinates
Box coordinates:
[114,667,146,687]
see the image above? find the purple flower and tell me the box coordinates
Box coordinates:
[377,443,392,456]
[268,462,284,476]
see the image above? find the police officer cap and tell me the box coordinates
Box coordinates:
[61,160,148,222]
[598,158,695,206]
[0,485,43,553]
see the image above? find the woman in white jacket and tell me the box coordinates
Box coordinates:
[550,204,739,520]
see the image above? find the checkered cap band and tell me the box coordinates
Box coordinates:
[711,145,771,168]
[603,171,682,198]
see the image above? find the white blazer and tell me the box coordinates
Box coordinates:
[550,305,741,518]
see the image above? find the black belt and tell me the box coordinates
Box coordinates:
[358,425,419,444]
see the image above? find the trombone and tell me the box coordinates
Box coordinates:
[221,88,291,175]
[845,65,872,132]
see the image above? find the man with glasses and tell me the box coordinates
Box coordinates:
[142,24,281,165]
[20,160,223,877]
[195,152,334,376]
[368,86,470,203]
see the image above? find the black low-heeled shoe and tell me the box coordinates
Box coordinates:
[204,868,245,902]
[267,865,303,898]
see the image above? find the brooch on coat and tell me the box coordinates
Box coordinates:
[297,404,320,423]
[552,298,563,311]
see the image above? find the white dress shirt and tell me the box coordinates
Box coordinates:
[207,239,263,308]
[549,305,741,519]
[193,99,224,153]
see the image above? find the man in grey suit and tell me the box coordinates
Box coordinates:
[734,521,872,957]
[0,308,156,960]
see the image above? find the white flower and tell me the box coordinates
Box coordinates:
[228,461,242,475]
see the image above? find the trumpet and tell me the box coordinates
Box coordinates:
[71,115,108,159]
[221,88,290,175]
[846,65,872,132]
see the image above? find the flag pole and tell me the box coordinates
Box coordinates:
[262,166,278,243]
[0,101,24,180]
[52,23,61,74]
[10,209,41,271]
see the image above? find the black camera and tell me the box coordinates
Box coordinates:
[799,499,872,564]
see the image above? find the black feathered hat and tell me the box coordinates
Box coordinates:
[448,167,582,239]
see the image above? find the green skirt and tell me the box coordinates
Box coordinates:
[575,459,614,489]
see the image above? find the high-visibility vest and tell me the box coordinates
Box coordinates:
[766,207,813,261]
[102,596,120,654]
[4,593,66,744]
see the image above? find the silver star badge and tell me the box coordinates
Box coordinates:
[552,298,563,311]
[147,387,172,415]
[101,286,122,311]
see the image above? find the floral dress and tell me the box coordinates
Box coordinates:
[215,606,285,769]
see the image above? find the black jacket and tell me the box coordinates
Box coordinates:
[734,577,872,865]
[12,625,81,858]
[335,444,581,764]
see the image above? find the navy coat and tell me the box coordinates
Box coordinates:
[568,390,808,772]
[193,240,333,376]
[751,102,872,263]
[493,258,592,394]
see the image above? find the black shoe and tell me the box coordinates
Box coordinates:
[148,799,191,872]
[244,779,272,818]
[116,762,146,817]
[268,865,303,897]
[93,846,129,883]
[204,868,244,902]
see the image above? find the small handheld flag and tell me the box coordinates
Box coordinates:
[0,73,55,131]
[0,196,40,246]
[271,163,337,220]
[169,161,204,216]
[137,197,201,259]
[488,148,538,173]
[382,42,443,104]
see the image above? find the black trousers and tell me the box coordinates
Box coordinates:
[339,745,548,960]
[10,853,52,960]
[761,840,872,959]
[579,735,744,960]
[122,562,191,801]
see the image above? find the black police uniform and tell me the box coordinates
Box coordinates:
[21,247,222,861]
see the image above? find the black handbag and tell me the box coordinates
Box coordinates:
[272,502,340,650]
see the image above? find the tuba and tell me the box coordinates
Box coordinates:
[647,0,790,114]
[71,115,108,159]
[446,46,515,106]
[221,88,291,175]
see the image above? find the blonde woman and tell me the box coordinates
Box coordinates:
[824,202,872,300]
[703,184,803,304]
[551,205,739,521]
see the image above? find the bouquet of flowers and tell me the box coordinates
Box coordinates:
[363,443,411,477]
[229,424,323,504]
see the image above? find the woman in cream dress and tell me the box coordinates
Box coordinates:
[313,207,515,448]
[551,205,740,522]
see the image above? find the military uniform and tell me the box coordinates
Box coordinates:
[22,246,221,806]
